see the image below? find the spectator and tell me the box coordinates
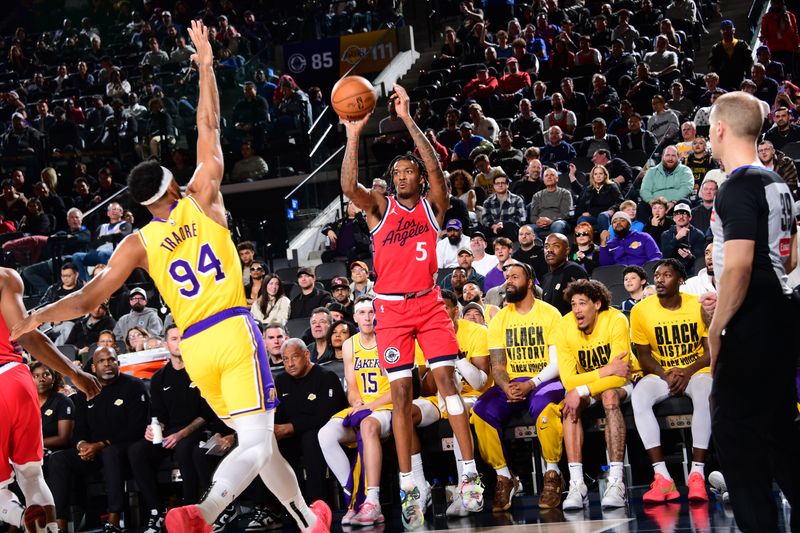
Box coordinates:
[237,241,256,286]
[32,362,75,452]
[0,177,27,222]
[607,200,646,242]
[708,20,752,90]
[244,259,266,306]
[756,46,786,82]
[350,261,375,302]
[170,35,196,64]
[540,125,577,173]
[739,80,771,118]
[620,265,649,311]
[321,201,371,263]
[269,75,313,138]
[593,148,633,191]
[328,278,355,320]
[497,57,531,105]
[660,202,705,274]
[2,112,42,157]
[274,338,347,501]
[667,82,695,120]
[99,99,138,155]
[575,35,602,70]
[252,274,291,325]
[468,103,499,143]
[644,36,679,84]
[510,98,545,145]
[570,222,600,275]
[750,63,779,105]
[763,107,800,151]
[649,95,681,146]
[128,325,218,532]
[441,26,465,59]
[587,74,620,124]
[757,140,798,199]
[643,196,676,246]
[682,242,716,296]
[543,94,577,137]
[452,123,487,161]
[437,219,470,268]
[444,177,471,232]
[440,247,486,291]
[530,82,553,120]
[47,347,149,532]
[624,113,658,153]
[231,81,269,150]
[482,237,514,292]
[33,180,66,224]
[450,170,477,214]
[684,137,717,190]
[290,267,332,319]
[414,128,449,170]
[513,224,547,281]
[307,308,334,363]
[437,108,462,150]
[481,173,526,241]
[530,167,572,237]
[599,211,662,266]
[692,89,723,127]
[231,141,269,181]
[639,146,694,205]
[65,302,116,355]
[612,11,639,51]
[575,164,623,232]
[112,287,164,341]
[675,121,698,160]
[509,159,544,204]
[691,179,718,233]
[92,167,124,205]
[578,118,622,158]
[124,326,150,352]
[263,322,288,367]
[542,233,588,314]
[469,231,499,276]
[759,0,799,75]
[71,202,131,281]
[139,97,174,159]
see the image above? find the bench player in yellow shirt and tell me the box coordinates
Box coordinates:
[543,279,633,511]
[471,262,565,511]
[630,258,711,503]
[11,21,330,533]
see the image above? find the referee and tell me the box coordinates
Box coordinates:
[708,91,799,532]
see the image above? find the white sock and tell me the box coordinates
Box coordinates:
[400,471,415,491]
[652,461,671,479]
[197,479,236,523]
[366,487,380,505]
[0,489,24,529]
[496,466,511,479]
[609,462,624,482]
[411,453,427,488]
[461,459,477,477]
[546,462,560,473]
[568,463,583,484]
[691,462,705,476]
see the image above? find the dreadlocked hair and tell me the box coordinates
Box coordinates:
[384,152,430,197]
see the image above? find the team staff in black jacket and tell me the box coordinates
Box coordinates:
[128,324,222,532]
[275,338,347,502]
[46,347,150,533]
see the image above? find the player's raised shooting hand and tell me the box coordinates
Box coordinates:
[187,19,213,69]
[391,84,412,120]
[341,112,372,138]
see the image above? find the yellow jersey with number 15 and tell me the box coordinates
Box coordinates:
[137,196,246,332]
[351,333,391,404]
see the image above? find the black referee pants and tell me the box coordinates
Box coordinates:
[47,444,129,520]
[128,432,211,512]
[712,292,800,533]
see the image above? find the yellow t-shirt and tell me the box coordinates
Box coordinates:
[555,308,631,395]
[487,300,562,380]
[630,293,709,373]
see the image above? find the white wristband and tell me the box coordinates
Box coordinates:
[576,385,591,397]
[530,376,542,387]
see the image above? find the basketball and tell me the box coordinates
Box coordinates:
[331,76,376,122]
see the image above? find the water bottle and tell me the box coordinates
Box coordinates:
[445,476,458,504]
[150,417,163,445]
[597,465,609,496]
[431,478,447,521]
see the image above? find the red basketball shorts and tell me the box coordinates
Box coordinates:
[0,362,44,486]
[373,286,459,377]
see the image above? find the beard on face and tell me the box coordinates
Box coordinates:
[505,284,527,303]
[615,225,630,237]
[448,235,462,245]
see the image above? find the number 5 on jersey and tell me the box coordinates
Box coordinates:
[169,243,226,298]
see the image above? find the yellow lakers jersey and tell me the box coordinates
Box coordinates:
[352,333,390,404]
[137,196,246,331]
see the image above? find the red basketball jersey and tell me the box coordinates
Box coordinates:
[372,196,440,294]
[0,313,22,365]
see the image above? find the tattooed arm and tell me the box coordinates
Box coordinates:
[391,83,448,225]
[341,113,387,229]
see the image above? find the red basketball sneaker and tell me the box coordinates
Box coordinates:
[308,500,332,532]
[22,505,46,533]
[165,505,211,533]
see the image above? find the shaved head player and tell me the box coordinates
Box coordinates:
[12,21,331,533]
[341,84,484,528]
[708,90,799,531]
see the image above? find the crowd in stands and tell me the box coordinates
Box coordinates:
[5,0,800,531]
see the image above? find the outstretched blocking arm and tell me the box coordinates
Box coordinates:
[185,20,226,225]
[341,113,387,227]
[392,84,448,224]
[12,234,147,339]
[0,269,101,399]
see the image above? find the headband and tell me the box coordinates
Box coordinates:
[140,166,174,206]
[354,299,374,313]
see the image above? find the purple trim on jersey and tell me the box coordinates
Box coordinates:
[241,313,279,413]
[472,377,565,460]
[150,200,181,223]
[183,306,251,338]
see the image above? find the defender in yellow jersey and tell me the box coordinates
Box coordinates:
[318,299,392,527]
[470,263,565,512]
[548,280,633,512]
[12,21,331,533]
[630,259,712,504]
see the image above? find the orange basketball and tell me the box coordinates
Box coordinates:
[331,75,376,121]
